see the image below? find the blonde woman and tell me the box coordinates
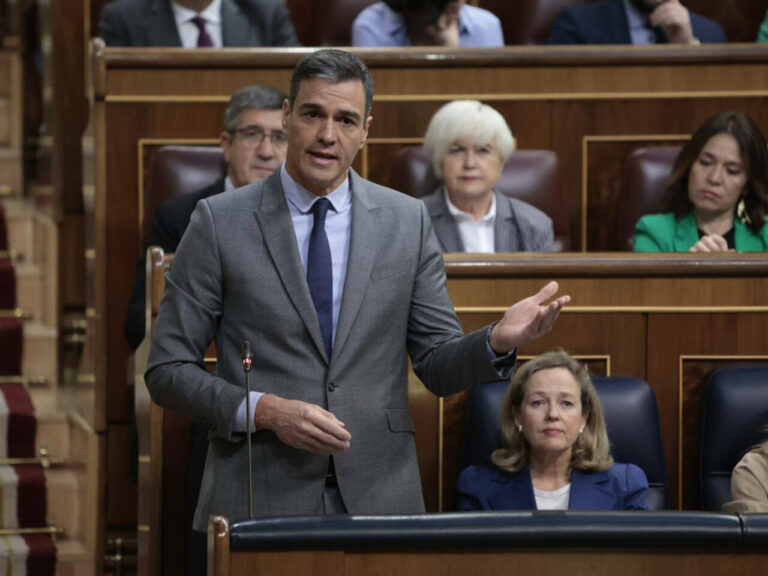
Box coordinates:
[457,350,648,510]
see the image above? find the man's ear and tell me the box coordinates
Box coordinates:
[359,115,373,150]
[219,131,231,162]
[282,98,291,129]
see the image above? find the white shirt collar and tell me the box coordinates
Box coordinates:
[171,0,222,26]
[443,189,496,223]
[280,163,351,215]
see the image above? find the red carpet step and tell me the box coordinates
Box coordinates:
[0,383,36,458]
[0,533,56,576]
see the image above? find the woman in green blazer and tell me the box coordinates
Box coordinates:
[634,111,768,252]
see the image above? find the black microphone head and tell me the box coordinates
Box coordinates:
[241,341,251,358]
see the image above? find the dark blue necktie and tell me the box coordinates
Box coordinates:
[307,198,333,357]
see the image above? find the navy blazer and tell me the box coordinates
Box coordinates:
[547,0,726,45]
[457,462,649,511]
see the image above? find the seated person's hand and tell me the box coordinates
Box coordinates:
[689,234,734,253]
[423,12,460,47]
[649,0,695,44]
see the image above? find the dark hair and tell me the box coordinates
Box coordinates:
[384,0,453,25]
[662,111,768,233]
[289,49,374,119]
[224,85,287,132]
[492,349,613,474]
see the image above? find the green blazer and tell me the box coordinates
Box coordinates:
[634,212,768,252]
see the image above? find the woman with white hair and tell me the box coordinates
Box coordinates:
[421,100,554,253]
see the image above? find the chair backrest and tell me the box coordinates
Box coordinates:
[615,146,681,250]
[463,376,668,509]
[699,366,768,511]
[143,145,226,245]
[310,0,377,46]
[390,146,570,251]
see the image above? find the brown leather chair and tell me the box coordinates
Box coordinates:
[309,0,377,46]
[481,0,588,45]
[615,146,681,251]
[390,146,570,251]
[142,145,226,245]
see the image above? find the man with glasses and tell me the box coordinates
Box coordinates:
[125,84,287,350]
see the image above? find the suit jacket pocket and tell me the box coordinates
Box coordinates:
[371,257,412,281]
[385,409,415,433]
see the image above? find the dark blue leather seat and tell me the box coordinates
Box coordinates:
[699,366,768,511]
[463,376,668,509]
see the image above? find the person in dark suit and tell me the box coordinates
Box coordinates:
[125,84,287,350]
[98,0,298,47]
[457,350,649,511]
[146,49,570,525]
[420,100,553,253]
[547,0,726,45]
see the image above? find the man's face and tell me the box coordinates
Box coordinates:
[220,108,286,187]
[282,78,372,196]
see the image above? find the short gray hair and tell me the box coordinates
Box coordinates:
[423,100,516,177]
[224,85,287,132]
[289,49,374,119]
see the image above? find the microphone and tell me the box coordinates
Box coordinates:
[241,341,254,518]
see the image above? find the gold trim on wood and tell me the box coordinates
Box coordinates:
[137,525,150,532]
[85,249,95,260]
[138,455,150,463]
[104,90,768,106]
[677,354,768,508]
[456,306,768,313]
[580,134,691,251]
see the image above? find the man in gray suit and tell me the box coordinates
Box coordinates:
[98,0,298,47]
[146,49,569,529]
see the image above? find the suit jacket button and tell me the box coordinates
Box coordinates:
[327,381,335,392]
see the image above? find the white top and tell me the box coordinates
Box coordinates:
[444,189,496,253]
[171,0,223,48]
[534,483,571,510]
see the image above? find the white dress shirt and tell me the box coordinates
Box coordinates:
[444,189,496,253]
[171,0,224,48]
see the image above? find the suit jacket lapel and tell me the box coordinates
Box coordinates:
[485,466,537,510]
[332,171,381,358]
[569,469,619,510]
[427,189,465,252]
[253,172,329,362]
[612,1,633,44]
[221,0,259,46]
[144,0,182,46]
[494,192,521,252]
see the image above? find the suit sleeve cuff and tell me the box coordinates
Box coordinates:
[485,324,517,379]
[233,391,264,433]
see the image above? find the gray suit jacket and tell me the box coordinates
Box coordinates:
[146,169,505,529]
[421,189,554,253]
[99,0,298,47]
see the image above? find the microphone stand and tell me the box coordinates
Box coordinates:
[241,341,254,519]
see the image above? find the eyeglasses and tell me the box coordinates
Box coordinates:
[230,125,287,147]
